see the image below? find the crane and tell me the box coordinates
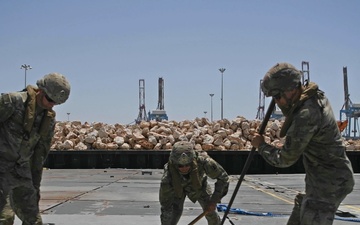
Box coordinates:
[301,61,310,85]
[339,67,360,139]
[256,79,265,120]
[135,79,148,124]
[149,77,168,121]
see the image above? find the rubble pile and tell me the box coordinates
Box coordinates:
[51,116,360,151]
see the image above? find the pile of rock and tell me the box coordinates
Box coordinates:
[50,116,360,151]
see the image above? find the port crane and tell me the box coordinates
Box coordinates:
[339,67,360,139]
[135,79,148,124]
[148,77,168,121]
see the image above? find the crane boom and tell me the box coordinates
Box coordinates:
[343,67,350,111]
[157,77,164,110]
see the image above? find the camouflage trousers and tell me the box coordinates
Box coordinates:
[0,191,42,225]
[287,191,349,225]
[0,162,41,225]
[160,193,220,225]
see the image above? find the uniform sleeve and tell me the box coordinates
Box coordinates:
[0,93,16,122]
[159,163,176,206]
[258,103,320,168]
[203,157,229,202]
[31,124,54,188]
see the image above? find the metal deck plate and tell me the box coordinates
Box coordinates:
[13,169,360,225]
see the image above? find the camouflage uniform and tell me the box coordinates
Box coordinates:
[0,73,70,225]
[0,128,51,225]
[159,141,229,225]
[258,63,354,225]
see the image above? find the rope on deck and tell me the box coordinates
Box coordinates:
[217,204,360,222]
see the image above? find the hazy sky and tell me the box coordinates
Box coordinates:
[1,1,359,125]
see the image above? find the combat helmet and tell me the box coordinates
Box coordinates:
[170,141,196,165]
[37,73,71,104]
[261,62,302,97]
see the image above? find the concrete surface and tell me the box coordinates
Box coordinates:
[13,169,360,225]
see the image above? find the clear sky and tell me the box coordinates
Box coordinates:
[1,1,359,125]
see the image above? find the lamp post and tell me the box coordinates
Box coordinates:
[20,64,32,88]
[67,113,70,121]
[219,68,226,120]
[204,111,207,118]
[209,94,214,122]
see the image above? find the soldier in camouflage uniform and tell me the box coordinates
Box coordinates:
[159,141,229,225]
[251,62,354,225]
[0,73,71,225]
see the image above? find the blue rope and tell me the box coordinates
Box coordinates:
[217,204,286,217]
[217,204,360,222]
[334,216,360,223]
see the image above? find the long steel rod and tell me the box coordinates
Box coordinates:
[220,99,276,225]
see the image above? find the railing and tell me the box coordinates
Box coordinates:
[44,150,360,175]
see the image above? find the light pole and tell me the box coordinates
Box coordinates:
[67,112,70,121]
[20,64,32,88]
[204,111,207,118]
[209,94,214,122]
[219,68,226,120]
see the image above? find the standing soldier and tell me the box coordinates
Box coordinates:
[251,62,354,225]
[0,73,71,225]
[159,141,229,225]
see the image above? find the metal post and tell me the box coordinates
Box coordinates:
[209,94,214,122]
[20,64,32,88]
[219,68,226,120]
